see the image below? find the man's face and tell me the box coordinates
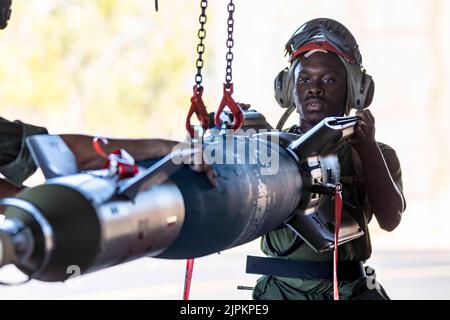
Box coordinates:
[293,51,347,129]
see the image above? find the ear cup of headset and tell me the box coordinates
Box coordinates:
[354,71,375,110]
[274,62,299,109]
[274,67,290,108]
[362,73,375,108]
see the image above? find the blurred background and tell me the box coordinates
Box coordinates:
[0,0,449,299]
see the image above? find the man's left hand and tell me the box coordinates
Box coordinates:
[346,109,377,152]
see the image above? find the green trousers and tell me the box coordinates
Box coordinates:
[252,274,390,300]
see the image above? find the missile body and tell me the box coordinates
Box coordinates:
[0,134,301,282]
[0,116,361,283]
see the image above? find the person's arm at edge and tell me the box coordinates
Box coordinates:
[0,178,24,199]
[60,134,179,170]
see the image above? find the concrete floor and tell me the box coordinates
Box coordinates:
[0,240,449,300]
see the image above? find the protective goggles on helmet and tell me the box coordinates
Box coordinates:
[285,18,362,66]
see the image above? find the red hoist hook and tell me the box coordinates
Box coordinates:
[214,83,244,130]
[214,0,243,131]
[186,85,210,137]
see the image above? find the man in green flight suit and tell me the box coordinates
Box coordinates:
[251,18,406,300]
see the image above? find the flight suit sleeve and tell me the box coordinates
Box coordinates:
[377,142,406,211]
[0,117,48,186]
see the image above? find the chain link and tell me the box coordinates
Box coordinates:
[194,0,208,89]
[224,0,235,88]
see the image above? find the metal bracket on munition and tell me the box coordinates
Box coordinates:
[284,116,364,252]
[288,116,359,160]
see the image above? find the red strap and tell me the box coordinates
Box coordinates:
[92,137,109,158]
[214,83,244,131]
[92,138,139,179]
[114,152,139,178]
[334,184,343,300]
[186,86,210,137]
[183,258,195,300]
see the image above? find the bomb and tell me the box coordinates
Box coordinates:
[0,116,361,283]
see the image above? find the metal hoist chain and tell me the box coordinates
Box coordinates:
[224,0,235,88]
[214,0,243,131]
[185,0,210,137]
[195,0,208,89]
